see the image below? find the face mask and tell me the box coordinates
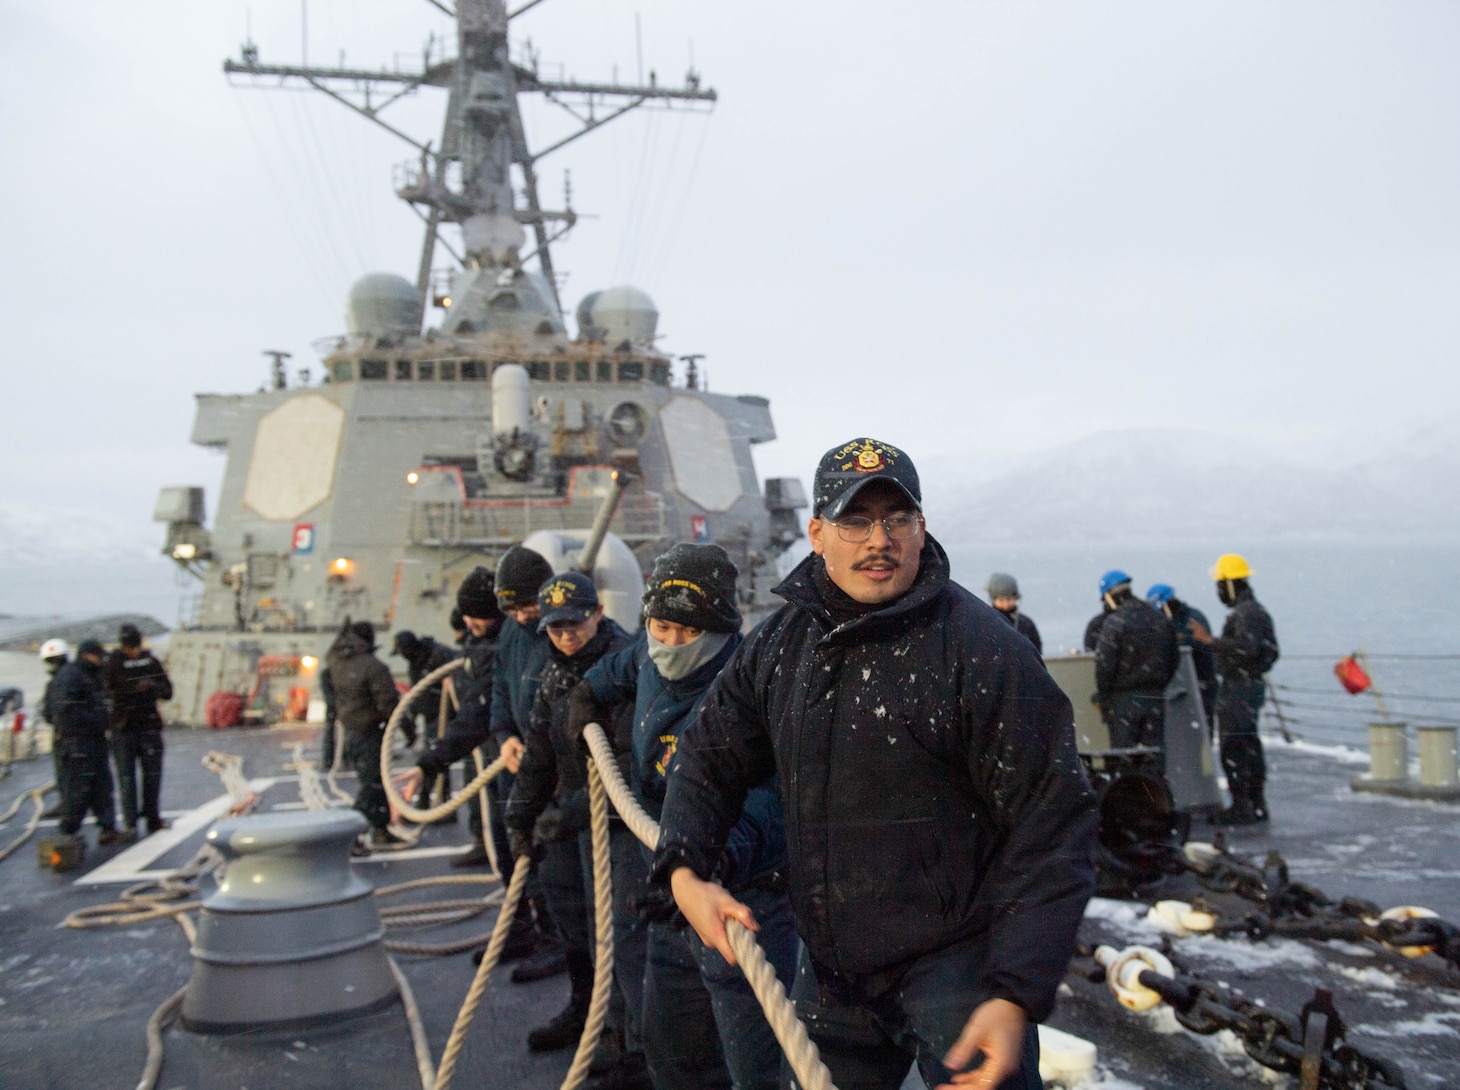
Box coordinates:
[647,630,731,682]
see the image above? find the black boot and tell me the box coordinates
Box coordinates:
[451,842,492,868]
[587,1052,652,1090]
[526,951,593,1052]
[511,940,567,983]
[1210,795,1259,826]
[1251,789,1269,823]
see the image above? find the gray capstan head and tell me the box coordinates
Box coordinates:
[986,572,1019,600]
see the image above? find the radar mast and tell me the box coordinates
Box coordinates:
[223,0,716,319]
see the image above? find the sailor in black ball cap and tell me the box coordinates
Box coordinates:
[654,437,1097,1090]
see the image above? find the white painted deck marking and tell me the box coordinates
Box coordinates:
[73,778,278,886]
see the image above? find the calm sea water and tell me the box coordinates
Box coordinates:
[944,534,1460,748]
[6,535,1458,747]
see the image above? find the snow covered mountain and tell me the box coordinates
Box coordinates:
[918,425,1460,543]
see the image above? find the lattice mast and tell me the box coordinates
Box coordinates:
[223,0,716,317]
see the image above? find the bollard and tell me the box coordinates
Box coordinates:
[181,809,398,1033]
[1367,722,1408,782]
[1416,726,1459,788]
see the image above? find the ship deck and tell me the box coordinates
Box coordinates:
[1,727,1457,1090]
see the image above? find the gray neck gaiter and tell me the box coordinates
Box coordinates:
[647,630,731,682]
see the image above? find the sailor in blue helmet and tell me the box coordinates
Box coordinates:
[653,438,1097,1090]
[571,543,796,1090]
[1083,569,1128,652]
[1092,572,1179,751]
[1146,584,1217,725]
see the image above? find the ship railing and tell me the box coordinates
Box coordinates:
[409,492,666,547]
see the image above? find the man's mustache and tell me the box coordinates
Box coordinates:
[851,552,899,571]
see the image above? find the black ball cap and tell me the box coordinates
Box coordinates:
[392,630,419,657]
[536,571,600,631]
[813,438,921,520]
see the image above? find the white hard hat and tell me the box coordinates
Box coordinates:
[39,638,68,661]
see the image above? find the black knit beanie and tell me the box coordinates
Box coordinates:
[642,543,741,634]
[118,623,143,648]
[457,566,502,620]
[351,620,376,650]
[495,547,554,611]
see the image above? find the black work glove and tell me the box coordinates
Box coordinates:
[566,680,606,749]
[631,875,686,928]
[507,826,535,862]
[557,788,590,834]
[533,804,566,845]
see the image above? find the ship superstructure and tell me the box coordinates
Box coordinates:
[155,0,805,723]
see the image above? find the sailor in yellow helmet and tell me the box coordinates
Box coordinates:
[1191,554,1280,825]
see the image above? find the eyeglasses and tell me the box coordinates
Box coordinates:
[822,513,924,543]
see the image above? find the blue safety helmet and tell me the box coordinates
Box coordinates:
[1146,583,1176,607]
[1098,569,1132,596]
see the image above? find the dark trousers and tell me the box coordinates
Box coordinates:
[644,886,799,1090]
[56,735,116,836]
[344,729,389,831]
[599,825,650,1053]
[785,938,1042,1090]
[540,834,592,961]
[321,719,340,770]
[1101,690,1165,749]
[1217,675,1267,801]
[112,728,164,828]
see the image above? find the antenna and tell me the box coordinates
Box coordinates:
[223,1,716,314]
[264,350,294,390]
[679,353,704,391]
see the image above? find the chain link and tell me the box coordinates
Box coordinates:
[1068,946,1408,1089]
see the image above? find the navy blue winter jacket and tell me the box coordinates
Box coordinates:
[653,537,1096,1021]
[587,628,788,893]
[490,617,552,744]
[506,618,633,839]
[50,659,111,740]
[417,632,494,779]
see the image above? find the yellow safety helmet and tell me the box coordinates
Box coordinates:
[1211,553,1253,581]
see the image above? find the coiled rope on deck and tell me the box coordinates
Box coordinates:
[582,722,836,1090]
[0,781,54,863]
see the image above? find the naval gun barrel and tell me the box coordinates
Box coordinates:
[574,470,634,575]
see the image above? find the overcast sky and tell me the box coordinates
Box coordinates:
[3,0,1459,563]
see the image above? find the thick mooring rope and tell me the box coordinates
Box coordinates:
[581,723,836,1090]
[433,853,532,1090]
[0,781,54,864]
[379,658,505,833]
